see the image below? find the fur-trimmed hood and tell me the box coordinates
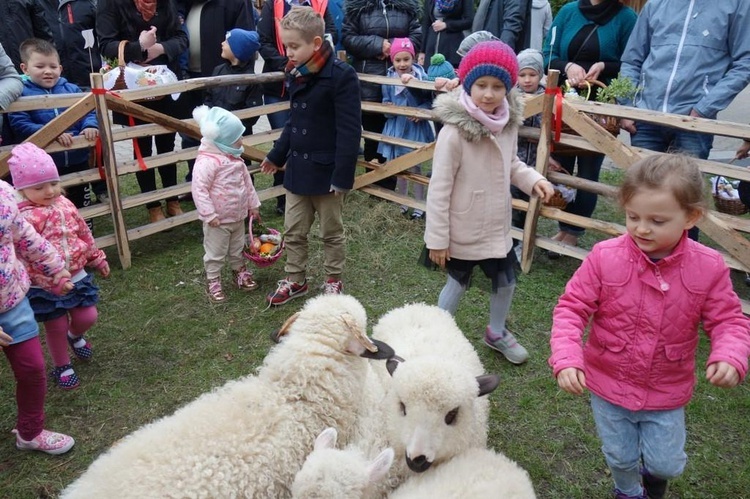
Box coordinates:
[432,88,525,143]
[344,0,420,17]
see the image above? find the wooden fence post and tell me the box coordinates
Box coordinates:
[90,73,131,269]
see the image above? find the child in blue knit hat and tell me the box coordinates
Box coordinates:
[203,29,264,138]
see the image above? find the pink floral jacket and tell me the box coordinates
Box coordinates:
[0,181,67,313]
[18,195,106,290]
[550,233,750,411]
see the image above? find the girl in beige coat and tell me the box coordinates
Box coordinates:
[425,41,553,364]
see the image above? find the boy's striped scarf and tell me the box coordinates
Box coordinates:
[285,41,333,83]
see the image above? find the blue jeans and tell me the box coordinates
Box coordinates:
[553,152,605,236]
[630,122,714,241]
[591,393,687,497]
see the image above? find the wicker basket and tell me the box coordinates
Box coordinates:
[243,217,285,268]
[543,166,574,210]
[713,179,748,215]
[556,80,620,155]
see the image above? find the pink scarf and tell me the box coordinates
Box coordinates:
[459,89,509,134]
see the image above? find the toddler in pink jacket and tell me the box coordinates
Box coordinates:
[191,105,261,303]
[550,155,750,499]
[10,143,110,391]
[0,177,75,455]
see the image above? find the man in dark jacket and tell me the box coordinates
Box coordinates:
[472,0,532,54]
[342,0,421,187]
[39,0,101,91]
[0,0,55,71]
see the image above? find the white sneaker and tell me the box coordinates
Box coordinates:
[483,327,529,364]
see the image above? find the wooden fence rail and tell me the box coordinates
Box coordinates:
[0,69,747,311]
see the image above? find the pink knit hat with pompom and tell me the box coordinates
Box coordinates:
[8,143,60,190]
[458,41,518,94]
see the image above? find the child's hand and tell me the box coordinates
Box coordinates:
[533,179,555,203]
[735,139,750,160]
[208,217,220,227]
[400,73,415,85]
[706,361,740,388]
[548,156,563,172]
[0,327,12,348]
[556,367,587,395]
[429,248,450,269]
[443,78,460,91]
[56,133,74,147]
[60,280,75,294]
[620,119,637,134]
[249,208,261,221]
[260,158,280,174]
[98,261,111,279]
[82,128,99,141]
[53,269,71,287]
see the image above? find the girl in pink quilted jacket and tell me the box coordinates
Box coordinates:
[550,155,750,499]
[9,143,110,391]
[0,177,76,455]
[191,105,261,303]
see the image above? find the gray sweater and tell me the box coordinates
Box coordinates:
[0,44,23,138]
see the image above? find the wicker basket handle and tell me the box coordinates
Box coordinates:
[117,40,128,68]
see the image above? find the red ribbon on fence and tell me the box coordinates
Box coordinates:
[91,87,148,171]
[95,137,105,180]
[545,87,564,145]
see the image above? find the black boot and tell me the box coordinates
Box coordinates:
[641,469,668,499]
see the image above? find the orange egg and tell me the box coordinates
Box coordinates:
[259,242,276,254]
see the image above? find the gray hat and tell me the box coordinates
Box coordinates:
[457,31,499,57]
[516,48,544,76]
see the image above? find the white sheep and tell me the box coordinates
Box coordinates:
[372,303,499,475]
[61,294,394,499]
[292,427,394,499]
[389,447,537,499]
[324,303,499,497]
[294,429,536,499]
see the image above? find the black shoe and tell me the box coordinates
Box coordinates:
[641,469,668,499]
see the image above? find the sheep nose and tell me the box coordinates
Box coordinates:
[405,454,432,473]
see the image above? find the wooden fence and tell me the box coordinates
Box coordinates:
[0,69,748,311]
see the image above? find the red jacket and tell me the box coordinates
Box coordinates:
[550,233,750,411]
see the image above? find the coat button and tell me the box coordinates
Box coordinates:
[301,103,307,109]
[292,127,297,133]
[293,151,298,157]
[302,129,307,135]
[293,102,298,108]
[303,153,309,159]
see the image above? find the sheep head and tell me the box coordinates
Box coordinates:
[291,428,394,499]
[385,357,500,473]
[274,294,394,359]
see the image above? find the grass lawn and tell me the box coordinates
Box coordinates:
[0,168,748,498]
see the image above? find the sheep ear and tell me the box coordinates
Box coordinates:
[386,355,404,376]
[313,427,337,451]
[271,312,300,343]
[359,339,395,360]
[367,448,395,483]
[476,374,501,397]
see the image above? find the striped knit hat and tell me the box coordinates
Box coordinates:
[458,41,518,94]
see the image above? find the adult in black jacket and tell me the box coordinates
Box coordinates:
[97,0,188,222]
[472,0,532,54]
[49,0,101,90]
[419,0,473,70]
[342,0,421,178]
[0,0,55,71]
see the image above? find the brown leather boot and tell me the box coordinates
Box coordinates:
[148,205,166,223]
[166,200,183,217]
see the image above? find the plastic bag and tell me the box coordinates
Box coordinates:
[102,63,180,101]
